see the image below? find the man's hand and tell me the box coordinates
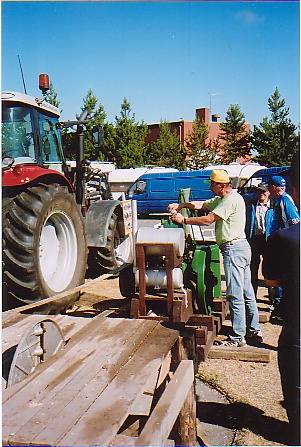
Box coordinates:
[170,212,185,225]
[167,203,179,213]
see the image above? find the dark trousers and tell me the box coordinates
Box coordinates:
[249,235,266,297]
[278,327,301,445]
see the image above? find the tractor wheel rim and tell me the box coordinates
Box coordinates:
[114,233,132,267]
[39,211,78,292]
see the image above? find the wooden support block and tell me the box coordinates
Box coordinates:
[212,299,229,320]
[194,326,208,345]
[208,345,271,363]
[212,300,224,312]
[187,315,215,331]
[259,312,270,323]
[172,290,193,324]
[130,298,140,319]
[212,315,222,333]
[196,329,216,362]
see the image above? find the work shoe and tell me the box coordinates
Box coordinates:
[246,330,263,343]
[214,338,246,348]
[270,312,284,325]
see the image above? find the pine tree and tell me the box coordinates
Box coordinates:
[109,98,148,168]
[219,104,250,163]
[185,119,217,169]
[42,81,60,108]
[146,121,186,170]
[63,89,107,161]
[251,88,299,166]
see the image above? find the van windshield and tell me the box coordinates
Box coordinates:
[127,180,146,196]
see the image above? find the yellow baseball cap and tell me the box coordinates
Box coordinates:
[210,169,230,184]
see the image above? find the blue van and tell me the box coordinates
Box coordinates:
[239,166,291,194]
[126,170,214,214]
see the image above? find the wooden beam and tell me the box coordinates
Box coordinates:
[208,345,271,363]
[2,275,112,323]
[134,360,195,446]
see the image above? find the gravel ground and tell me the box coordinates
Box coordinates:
[71,274,288,446]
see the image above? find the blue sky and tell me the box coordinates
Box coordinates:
[2,2,300,127]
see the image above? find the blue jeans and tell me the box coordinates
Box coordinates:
[220,239,260,342]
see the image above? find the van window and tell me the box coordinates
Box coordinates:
[128,180,146,196]
[175,177,210,192]
[151,179,173,192]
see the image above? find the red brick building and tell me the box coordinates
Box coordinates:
[146,107,250,153]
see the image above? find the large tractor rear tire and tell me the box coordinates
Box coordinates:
[87,211,132,277]
[3,183,87,312]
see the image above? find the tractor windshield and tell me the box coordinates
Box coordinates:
[37,112,63,164]
[2,105,36,162]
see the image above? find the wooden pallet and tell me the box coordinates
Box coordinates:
[3,314,197,446]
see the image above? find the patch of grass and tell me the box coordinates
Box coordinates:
[196,367,252,445]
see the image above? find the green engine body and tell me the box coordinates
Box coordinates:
[162,187,221,315]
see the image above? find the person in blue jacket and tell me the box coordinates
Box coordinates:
[264,155,300,445]
[244,183,274,299]
[267,175,300,320]
[268,175,300,233]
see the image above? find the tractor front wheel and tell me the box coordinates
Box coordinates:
[87,212,133,277]
[3,183,87,312]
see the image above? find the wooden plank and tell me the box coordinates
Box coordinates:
[2,275,112,322]
[173,383,197,446]
[136,244,147,316]
[58,324,179,446]
[3,312,119,402]
[3,319,159,446]
[2,314,91,353]
[113,434,175,446]
[134,360,194,446]
[130,368,159,416]
[208,345,271,362]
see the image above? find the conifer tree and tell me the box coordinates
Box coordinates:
[185,119,217,169]
[106,98,147,168]
[251,88,299,166]
[219,104,250,163]
[146,121,186,169]
[63,89,107,161]
[42,81,60,108]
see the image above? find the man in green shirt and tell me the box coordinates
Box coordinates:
[168,169,262,347]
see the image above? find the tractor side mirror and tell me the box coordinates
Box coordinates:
[92,126,104,147]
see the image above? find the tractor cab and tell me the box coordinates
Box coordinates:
[2,89,65,172]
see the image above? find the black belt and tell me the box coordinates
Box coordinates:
[220,238,246,249]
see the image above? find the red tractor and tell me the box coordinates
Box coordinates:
[2,75,134,311]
